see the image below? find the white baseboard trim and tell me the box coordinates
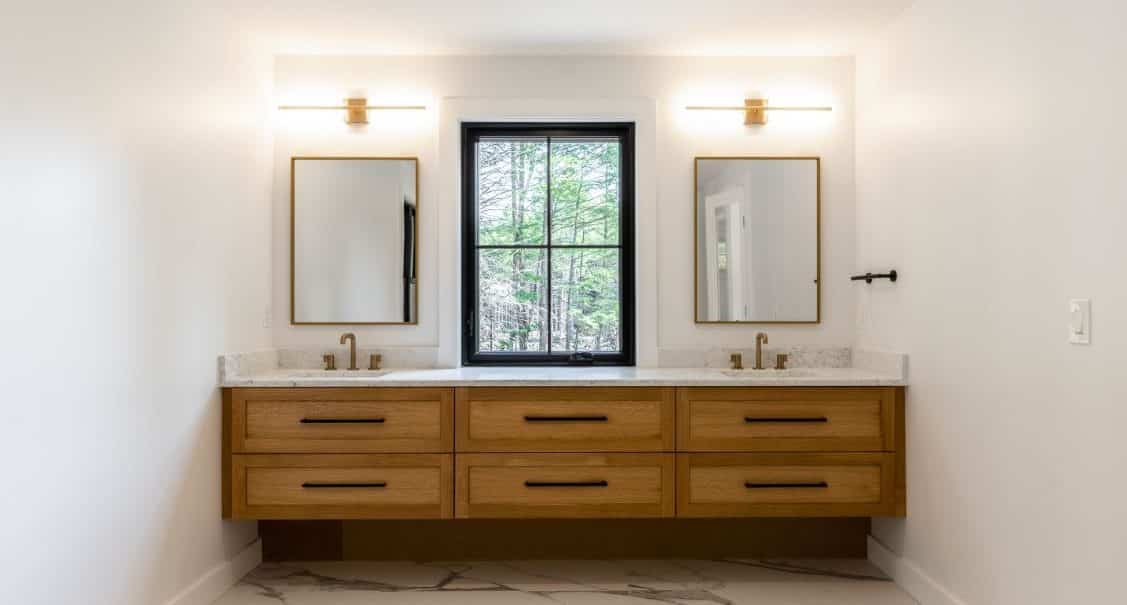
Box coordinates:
[868,535,968,605]
[162,539,262,605]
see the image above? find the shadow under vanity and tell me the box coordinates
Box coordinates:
[233,153,906,559]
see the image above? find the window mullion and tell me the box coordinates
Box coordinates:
[545,135,553,355]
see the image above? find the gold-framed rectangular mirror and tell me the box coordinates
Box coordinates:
[291,156,418,325]
[694,156,820,324]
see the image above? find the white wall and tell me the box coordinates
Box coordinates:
[0,3,273,604]
[272,56,855,364]
[856,1,1127,603]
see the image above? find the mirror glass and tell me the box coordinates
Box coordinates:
[695,157,819,323]
[292,157,418,324]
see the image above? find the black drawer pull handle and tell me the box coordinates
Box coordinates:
[744,416,828,424]
[524,415,609,422]
[302,482,387,489]
[300,418,386,424]
[524,480,609,488]
[745,481,829,489]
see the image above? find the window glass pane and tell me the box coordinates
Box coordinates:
[550,138,620,245]
[478,248,548,352]
[550,248,621,352]
[476,138,547,245]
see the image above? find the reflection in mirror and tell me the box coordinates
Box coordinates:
[292,157,418,324]
[695,157,819,323]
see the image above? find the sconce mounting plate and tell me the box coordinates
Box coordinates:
[744,98,767,125]
[346,98,369,125]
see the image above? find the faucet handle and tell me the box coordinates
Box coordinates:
[729,353,743,370]
[322,353,336,371]
[775,353,789,370]
[369,354,383,370]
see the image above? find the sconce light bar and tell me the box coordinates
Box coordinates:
[278,97,426,125]
[685,98,832,125]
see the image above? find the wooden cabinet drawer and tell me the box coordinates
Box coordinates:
[456,453,674,518]
[677,453,896,517]
[229,454,452,519]
[229,388,453,453]
[456,388,675,452]
[676,388,895,452]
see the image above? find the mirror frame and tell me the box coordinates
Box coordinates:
[290,156,420,326]
[693,156,821,324]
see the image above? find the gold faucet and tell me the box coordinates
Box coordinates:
[369,353,382,370]
[754,332,769,370]
[339,332,358,370]
[729,353,743,370]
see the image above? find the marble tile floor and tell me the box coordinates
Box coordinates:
[213,559,917,604]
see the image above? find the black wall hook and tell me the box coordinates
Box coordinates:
[850,270,898,284]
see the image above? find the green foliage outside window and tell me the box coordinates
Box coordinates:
[476,138,622,354]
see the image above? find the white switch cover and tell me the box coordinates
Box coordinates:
[1069,299,1091,344]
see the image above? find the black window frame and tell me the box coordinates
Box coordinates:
[461,122,636,366]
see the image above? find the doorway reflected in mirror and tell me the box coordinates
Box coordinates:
[695,157,819,323]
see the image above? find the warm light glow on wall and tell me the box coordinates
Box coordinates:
[674,87,836,135]
[278,97,425,125]
[685,97,831,125]
[274,91,433,138]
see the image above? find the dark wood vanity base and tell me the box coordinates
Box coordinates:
[260,517,872,561]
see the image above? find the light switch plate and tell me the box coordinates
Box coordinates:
[1069,298,1091,344]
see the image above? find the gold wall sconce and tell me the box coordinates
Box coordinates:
[686,98,832,125]
[278,97,426,125]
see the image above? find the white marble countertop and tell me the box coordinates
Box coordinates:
[220,365,905,388]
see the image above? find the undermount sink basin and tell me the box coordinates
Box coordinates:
[721,368,815,378]
[287,369,390,378]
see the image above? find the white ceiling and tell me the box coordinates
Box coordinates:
[259,0,914,56]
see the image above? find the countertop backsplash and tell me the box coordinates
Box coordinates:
[277,347,441,370]
[656,346,851,369]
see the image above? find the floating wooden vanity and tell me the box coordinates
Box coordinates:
[223,384,905,520]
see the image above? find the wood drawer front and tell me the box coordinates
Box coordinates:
[677,388,894,452]
[230,454,452,519]
[677,453,896,517]
[456,453,675,518]
[231,388,453,453]
[456,388,675,452]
